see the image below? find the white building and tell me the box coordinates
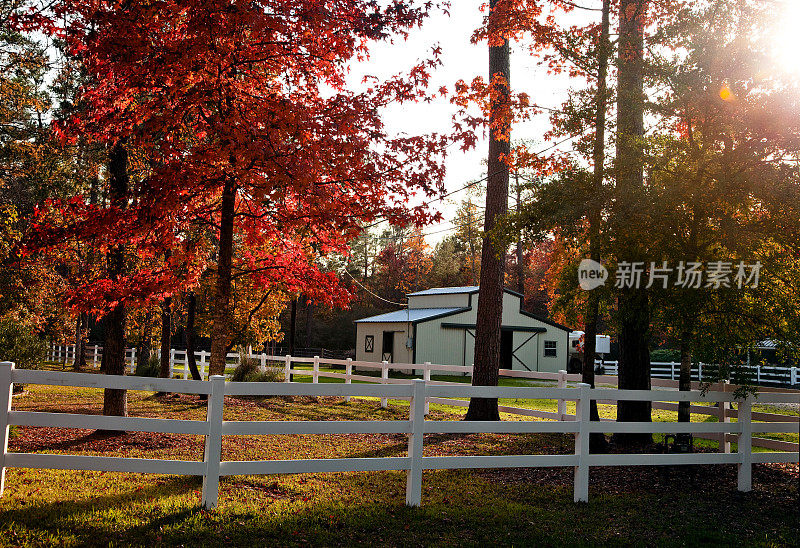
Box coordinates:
[354,286,571,372]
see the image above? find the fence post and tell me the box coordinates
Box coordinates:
[574,382,590,503]
[737,396,752,492]
[698,362,703,382]
[719,381,731,453]
[756,365,761,385]
[260,353,266,372]
[406,379,425,507]
[381,360,389,409]
[199,351,208,380]
[345,358,352,403]
[0,362,14,497]
[791,366,798,386]
[202,375,225,509]
[92,345,98,368]
[284,355,292,383]
[313,355,320,384]
[423,362,431,415]
[670,362,676,381]
[56,345,61,363]
[557,370,567,420]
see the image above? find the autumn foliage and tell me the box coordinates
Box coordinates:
[20,0,452,379]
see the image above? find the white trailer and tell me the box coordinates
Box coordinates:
[568,331,611,373]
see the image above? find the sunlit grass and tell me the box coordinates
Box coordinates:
[2,381,798,547]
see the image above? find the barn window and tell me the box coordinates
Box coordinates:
[365,335,374,353]
[544,340,557,357]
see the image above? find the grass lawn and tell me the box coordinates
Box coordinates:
[1,370,797,547]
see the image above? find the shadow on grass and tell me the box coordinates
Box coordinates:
[1,463,797,547]
[10,428,202,453]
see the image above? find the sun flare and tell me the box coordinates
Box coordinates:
[772,2,800,76]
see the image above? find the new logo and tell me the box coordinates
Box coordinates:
[578,259,608,290]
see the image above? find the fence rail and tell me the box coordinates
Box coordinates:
[1,361,797,509]
[46,345,799,454]
[48,344,800,388]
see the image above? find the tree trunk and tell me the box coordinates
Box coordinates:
[102,303,127,417]
[136,310,153,375]
[614,0,652,444]
[98,315,106,373]
[185,292,202,381]
[467,202,477,285]
[678,330,692,422]
[465,0,510,422]
[210,177,236,376]
[304,296,313,348]
[74,313,87,370]
[102,143,129,418]
[582,0,611,453]
[159,296,172,379]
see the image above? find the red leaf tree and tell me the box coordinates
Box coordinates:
[28,1,448,413]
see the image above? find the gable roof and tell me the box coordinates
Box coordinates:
[407,286,480,296]
[354,308,467,324]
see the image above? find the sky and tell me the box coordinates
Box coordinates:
[347,1,581,245]
[348,0,800,247]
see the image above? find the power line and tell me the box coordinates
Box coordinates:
[361,131,585,234]
[342,267,408,307]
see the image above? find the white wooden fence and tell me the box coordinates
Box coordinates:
[598,360,799,387]
[48,344,800,388]
[46,345,799,453]
[1,361,797,508]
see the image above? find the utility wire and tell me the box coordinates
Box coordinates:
[343,265,408,307]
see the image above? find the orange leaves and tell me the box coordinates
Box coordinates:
[29,0,451,319]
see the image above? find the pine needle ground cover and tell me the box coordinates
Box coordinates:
[1,382,797,547]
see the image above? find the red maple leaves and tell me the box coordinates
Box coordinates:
[26,0,451,317]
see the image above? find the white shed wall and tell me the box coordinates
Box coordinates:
[355,322,412,364]
[408,293,471,309]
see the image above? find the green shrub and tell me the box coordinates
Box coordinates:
[231,354,283,383]
[134,355,161,377]
[651,348,681,362]
[0,316,46,370]
[9,424,18,439]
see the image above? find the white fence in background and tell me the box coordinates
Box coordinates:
[1,362,797,509]
[597,360,798,387]
[48,344,800,388]
[46,345,800,454]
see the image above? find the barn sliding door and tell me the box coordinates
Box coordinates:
[382,331,394,362]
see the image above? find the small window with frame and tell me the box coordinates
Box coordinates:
[543,340,557,358]
[365,335,374,353]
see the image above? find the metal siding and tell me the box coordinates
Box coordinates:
[407,294,471,309]
[537,331,569,373]
[416,308,476,366]
[511,331,539,371]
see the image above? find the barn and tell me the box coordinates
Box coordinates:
[354,286,571,372]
